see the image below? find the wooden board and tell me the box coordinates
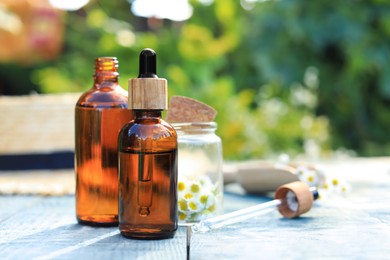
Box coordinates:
[1,158,390,259]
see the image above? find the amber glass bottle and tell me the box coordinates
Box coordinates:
[118,49,178,239]
[75,57,132,226]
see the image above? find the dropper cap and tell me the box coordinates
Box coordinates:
[274,181,314,218]
[128,48,168,110]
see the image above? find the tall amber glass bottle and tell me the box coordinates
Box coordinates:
[75,57,132,226]
[118,49,178,239]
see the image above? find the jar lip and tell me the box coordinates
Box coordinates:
[172,122,217,130]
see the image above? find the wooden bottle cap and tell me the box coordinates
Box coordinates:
[128,48,167,110]
[274,181,314,218]
[128,78,167,110]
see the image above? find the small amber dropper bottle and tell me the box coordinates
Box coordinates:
[75,57,133,226]
[118,49,178,239]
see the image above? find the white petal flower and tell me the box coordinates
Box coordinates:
[296,166,319,187]
[177,175,221,222]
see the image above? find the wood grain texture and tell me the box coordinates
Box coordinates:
[1,159,390,259]
[275,181,313,218]
[128,78,167,110]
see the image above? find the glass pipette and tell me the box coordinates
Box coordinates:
[184,199,282,259]
[191,199,281,232]
[185,182,319,259]
[191,186,317,233]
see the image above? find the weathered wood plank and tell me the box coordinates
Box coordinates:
[0,169,390,259]
[0,196,44,224]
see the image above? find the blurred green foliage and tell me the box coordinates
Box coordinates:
[3,0,390,159]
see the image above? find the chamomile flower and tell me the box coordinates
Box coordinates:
[293,164,349,201]
[324,177,350,194]
[178,181,186,193]
[296,166,319,187]
[177,175,221,222]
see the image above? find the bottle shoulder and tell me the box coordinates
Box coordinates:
[119,119,177,152]
[76,85,128,108]
[160,119,176,132]
[120,119,176,137]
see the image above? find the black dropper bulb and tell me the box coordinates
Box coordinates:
[138,48,158,78]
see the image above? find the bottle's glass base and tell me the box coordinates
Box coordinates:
[119,225,176,240]
[77,216,118,227]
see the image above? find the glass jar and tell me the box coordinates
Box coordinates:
[172,122,223,223]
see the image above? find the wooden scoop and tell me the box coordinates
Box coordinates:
[235,163,299,194]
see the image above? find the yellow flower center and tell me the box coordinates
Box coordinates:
[179,200,188,211]
[178,182,186,191]
[184,193,193,199]
[179,212,187,220]
[191,183,200,193]
[189,201,198,210]
[200,195,208,204]
[207,203,216,212]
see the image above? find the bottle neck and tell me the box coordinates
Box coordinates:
[172,122,217,135]
[134,110,163,119]
[93,57,119,87]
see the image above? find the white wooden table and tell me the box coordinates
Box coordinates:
[1,158,390,259]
